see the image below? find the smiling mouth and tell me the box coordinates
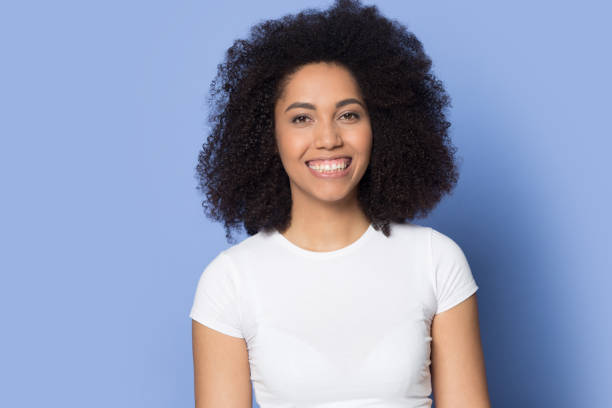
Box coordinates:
[305,157,352,173]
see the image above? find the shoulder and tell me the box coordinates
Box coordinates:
[380,222,432,252]
[216,229,282,277]
[428,227,469,263]
[385,221,430,241]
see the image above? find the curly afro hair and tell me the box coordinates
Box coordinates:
[196,0,460,243]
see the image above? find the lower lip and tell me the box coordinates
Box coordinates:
[306,159,352,178]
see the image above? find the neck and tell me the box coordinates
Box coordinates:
[280,186,371,252]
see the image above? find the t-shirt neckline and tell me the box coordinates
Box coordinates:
[271,223,375,259]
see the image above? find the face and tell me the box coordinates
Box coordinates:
[273,62,372,205]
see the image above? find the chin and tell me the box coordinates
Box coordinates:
[311,187,356,203]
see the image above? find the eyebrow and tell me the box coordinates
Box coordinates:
[284,98,365,113]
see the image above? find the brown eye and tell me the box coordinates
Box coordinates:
[340,112,360,120]
[291,114,310,124]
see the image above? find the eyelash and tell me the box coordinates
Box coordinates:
[291,112,361,124]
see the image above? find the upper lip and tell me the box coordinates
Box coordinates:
[305,155,352,163]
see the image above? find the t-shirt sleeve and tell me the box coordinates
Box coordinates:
[189,251,244,338]
[430,228,479,315]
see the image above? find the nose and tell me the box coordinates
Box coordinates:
[314,119,343,149]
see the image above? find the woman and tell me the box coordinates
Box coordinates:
[190,0,491,406]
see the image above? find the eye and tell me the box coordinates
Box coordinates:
[291,114,311,124]
[340,112,360,121]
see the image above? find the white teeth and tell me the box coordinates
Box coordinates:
[308,161,349,172]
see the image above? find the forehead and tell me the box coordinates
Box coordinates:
[279,62,361,101]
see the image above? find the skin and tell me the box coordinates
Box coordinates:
[192,61,491,407]
[273,62,373,250]
[192,322,251,407]
[431,295,492,407]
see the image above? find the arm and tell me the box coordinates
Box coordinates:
[192,320,252,408]
[431,293,491,408]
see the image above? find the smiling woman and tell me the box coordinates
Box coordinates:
[273,62,373,227]
[190,0,491,407]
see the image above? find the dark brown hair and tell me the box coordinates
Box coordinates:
[196,0,460,243]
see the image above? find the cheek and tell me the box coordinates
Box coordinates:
[275,131,307,168]
[351,127,373,157]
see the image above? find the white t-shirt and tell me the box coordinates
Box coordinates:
[190,222,479,408]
